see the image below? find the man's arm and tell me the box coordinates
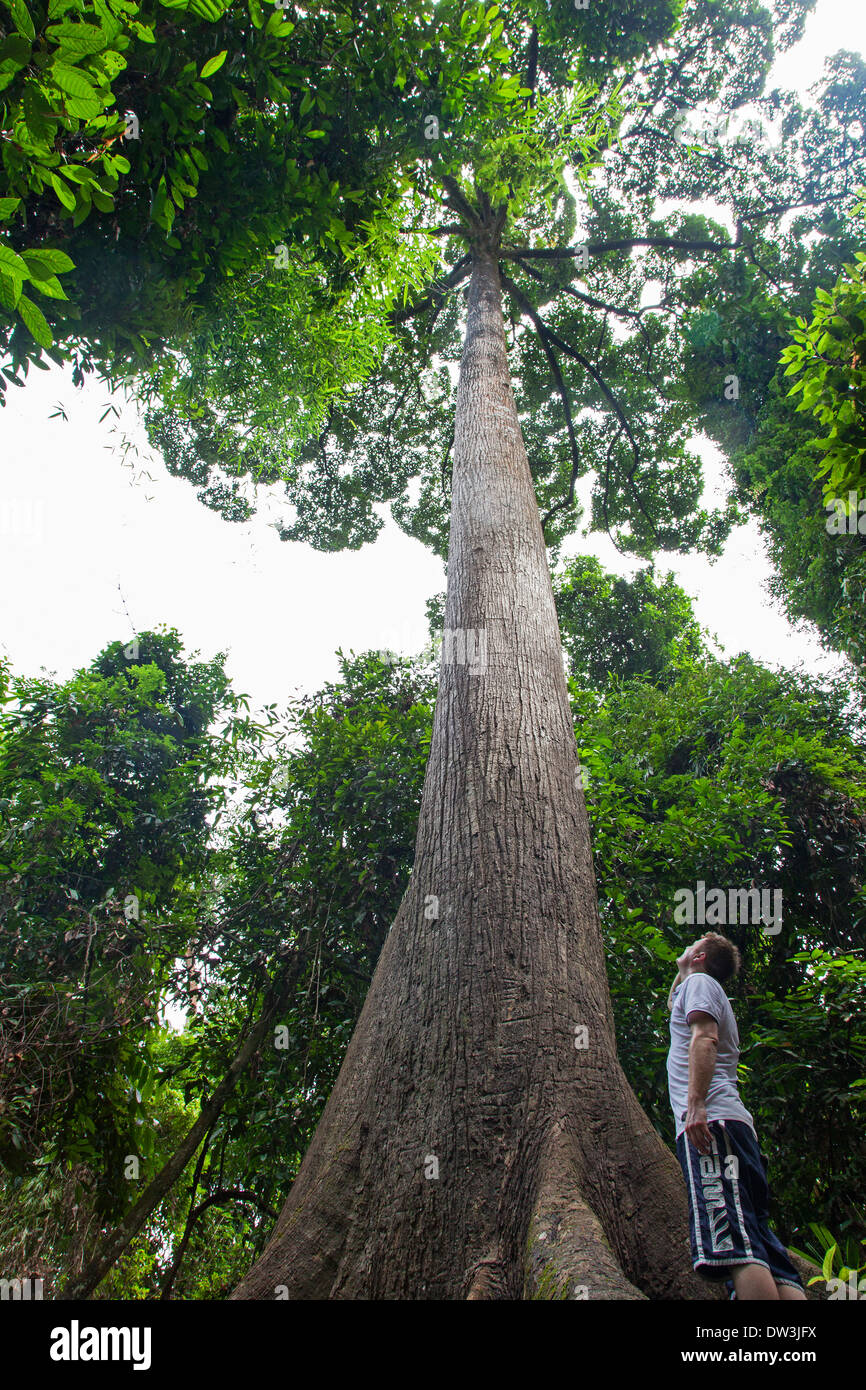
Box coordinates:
[684,1012,719,1155]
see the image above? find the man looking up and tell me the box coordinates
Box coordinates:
[667,932,806,1300]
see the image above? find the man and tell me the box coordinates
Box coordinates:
[667,932,806,1300]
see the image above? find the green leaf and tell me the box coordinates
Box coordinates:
[23,84,57,143]
[59,164,95,184]
[17,293,53,348]
[188,0,230,19]
[21,247,74,274]
[265,9,292,35]
[49,172,76,210]
[51,64,98,100]
[0,197,22,219]
[29,273,67,300]
[0,34,32,67]
[63,93,105,118]
[200,50,228,79]
[0,243,27,277]
[45,22,108,55]
[71,185,92,227]
[0,271,21,311]
[10,0,36,42]
[169,171,196,198]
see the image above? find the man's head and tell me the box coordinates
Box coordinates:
[677,932,741,984]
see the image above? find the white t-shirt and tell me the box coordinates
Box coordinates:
[667,973,755,1138]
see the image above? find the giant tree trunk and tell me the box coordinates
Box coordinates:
[231,230,718,1301]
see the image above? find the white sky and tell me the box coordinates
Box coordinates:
[1,0,863,713]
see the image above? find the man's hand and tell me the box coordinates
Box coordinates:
[666,967,686,1012]
[684,1101,712,1155]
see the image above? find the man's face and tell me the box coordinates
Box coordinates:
[677,937,708,974]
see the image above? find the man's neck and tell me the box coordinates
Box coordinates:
[667,965,707,1011]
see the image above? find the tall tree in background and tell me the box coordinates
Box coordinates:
[225,0,862,1300]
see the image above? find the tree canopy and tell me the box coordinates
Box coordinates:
[125,0,866,598]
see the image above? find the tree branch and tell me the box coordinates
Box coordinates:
[389,255,471,327]
[159,1118,218,1299]
[399,224,465,237]
[513,255,641,319]
[441,175,478,228]
[501,274,659,545]
[511,257,672,399]
[500,272,582,538]
[501,233,743,262]
[540,321,660,544]
[161,1187,277,1300]
[524,25,538,109]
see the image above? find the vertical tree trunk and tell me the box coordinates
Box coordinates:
[231,238,718,1301]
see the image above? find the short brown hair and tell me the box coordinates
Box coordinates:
[700,932,741,984]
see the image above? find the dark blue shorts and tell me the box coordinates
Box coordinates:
[676,1118,804,1289]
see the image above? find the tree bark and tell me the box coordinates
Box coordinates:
[231,238,723,1301]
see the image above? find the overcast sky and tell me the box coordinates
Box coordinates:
[2,0,863,714]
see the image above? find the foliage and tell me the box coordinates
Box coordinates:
[789,1212,866,1290]
[552,556,705,690]
[1,640,437,1295]
[0,0,148,350]
[746,951,866,1242]
[0,0,452,401]
[571,651,866,1244]
[0,628,254,1198]
[5,0,866,1295]
[0,1055,197,1294]
[673,104,866,672]
[780,220,866,507]
[768,213,866,672]
[134,0,778,558]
